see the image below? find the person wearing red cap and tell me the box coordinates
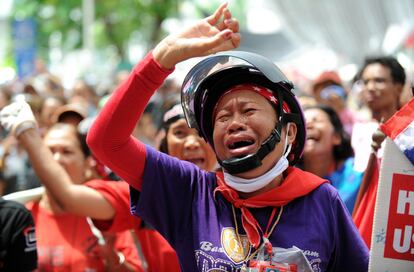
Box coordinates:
[311,71,357,135]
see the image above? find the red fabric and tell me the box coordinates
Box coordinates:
[87,52,174,190]
[353,157,380,249]
[404,31,414,48]
[135,228,181,272]
[312,71,342,91]
[380,98,414,140]
[214,167,327,248]
[85,180,181,272]
[85,180,141,232]
[26,201,143,271]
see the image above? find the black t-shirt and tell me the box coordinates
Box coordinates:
[0,198,37,271]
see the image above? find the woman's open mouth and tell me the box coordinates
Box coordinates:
[227,139,255,157]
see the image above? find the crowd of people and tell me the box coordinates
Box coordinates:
[0,3,413,271]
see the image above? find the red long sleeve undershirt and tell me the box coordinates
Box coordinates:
[87,53,174,190]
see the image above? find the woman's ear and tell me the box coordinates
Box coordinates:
[287,123,297,144]
[332,132,342,146]
[84,155,98,180]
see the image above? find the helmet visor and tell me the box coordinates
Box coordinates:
[181,51,291,130]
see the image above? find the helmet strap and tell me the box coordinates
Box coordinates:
[218,120,284,174]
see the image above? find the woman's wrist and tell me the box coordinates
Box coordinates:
[153,37,178,69]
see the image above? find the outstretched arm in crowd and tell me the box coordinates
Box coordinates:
[0,102,143,271]
[86,3,240,189]
[0,102,115,220]
[19,128,116,220]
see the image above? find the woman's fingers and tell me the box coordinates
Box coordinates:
[213,6,232,31]
[230,32,241,48]
[193,29,239,56]
[215,30,241,52]
[153,2,239,68]
[224,18,239,34]
[206,2,228,26]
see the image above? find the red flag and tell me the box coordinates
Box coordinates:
[352,156,380,249]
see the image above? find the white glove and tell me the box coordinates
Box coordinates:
[0,101,37,137]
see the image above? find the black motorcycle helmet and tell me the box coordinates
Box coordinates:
[181,51,305,174]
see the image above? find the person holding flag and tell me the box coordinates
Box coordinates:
[352,55,407,248]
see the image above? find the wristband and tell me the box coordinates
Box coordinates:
[15,121,37,137]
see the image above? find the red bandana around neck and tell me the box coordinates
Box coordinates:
[214,167,328,248]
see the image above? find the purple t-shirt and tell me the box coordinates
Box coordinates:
[130,146,368,272]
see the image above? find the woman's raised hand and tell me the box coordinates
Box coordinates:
[153,2,240,69]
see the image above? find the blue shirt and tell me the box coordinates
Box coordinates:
[325,157,363,213]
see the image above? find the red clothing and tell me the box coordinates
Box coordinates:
[26,200,142,271]
[353,156,380,248]
[135,228,181,272]
[86,53,180,270]
[86,180,141,233]
[87,52,173,190]
[215,168,328,248]
[86,180,181,272]
[86,53,178,271]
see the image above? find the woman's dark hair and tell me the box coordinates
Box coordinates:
[305,104,354,162]
[48,123,90,158]
[158,134,169,154]
[157,97,184,155]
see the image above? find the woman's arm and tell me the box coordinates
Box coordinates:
[87,54,173,189]
[0,102,117,220]
[87,2,240,190]
[18,128,116,220]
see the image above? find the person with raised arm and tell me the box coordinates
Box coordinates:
[87,3,368,271]
[63,3,369,271]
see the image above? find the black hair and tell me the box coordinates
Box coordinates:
[156,96,184,155]
[158,135,169,154]
[304,104,354,162]
[360,56,406,85]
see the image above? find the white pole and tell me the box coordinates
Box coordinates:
[82,0,94,50]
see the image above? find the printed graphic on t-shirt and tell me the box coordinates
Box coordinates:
[23,226,37,252]
[196,228,245,272]
[221,227,250,263]
[303,250,321,272]
[38,235,102,270]
[195,228,321,272]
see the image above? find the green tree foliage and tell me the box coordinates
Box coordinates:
[11,0,247,64]
[11,0,179,61]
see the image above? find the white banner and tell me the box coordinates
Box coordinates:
[369,138,414,271]
[3,186,44,204]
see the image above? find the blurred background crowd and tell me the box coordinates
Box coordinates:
[1,0,413,195]
[0,0,413,270]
